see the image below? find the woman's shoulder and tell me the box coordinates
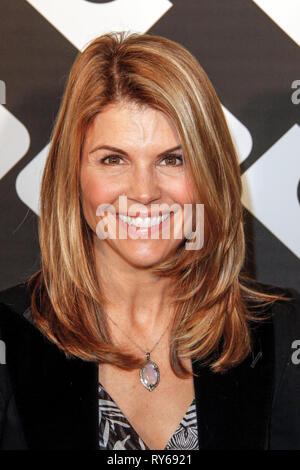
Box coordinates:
[0,281,36,343]
[0,280,61,378]
[244,279,300,320]
[239,280,300,366]
[270,284,300,325]
[255,281,300,326]
[0,281,31,315]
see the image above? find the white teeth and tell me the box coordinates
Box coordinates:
[119,213,170,228]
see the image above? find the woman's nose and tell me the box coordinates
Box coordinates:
[126,164,161,205]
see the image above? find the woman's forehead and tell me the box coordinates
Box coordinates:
[84,101,181,153]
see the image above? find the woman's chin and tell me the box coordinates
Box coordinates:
[113,239,178,268]
[119,249,169,268]
[94,231,182,269]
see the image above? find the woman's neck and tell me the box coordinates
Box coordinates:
[94,242,175,333]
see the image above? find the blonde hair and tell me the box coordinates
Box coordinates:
[29,32,287,376]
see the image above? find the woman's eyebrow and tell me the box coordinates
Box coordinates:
[89,144,182,156]
[89,145,128,156]
[158,145,182,156]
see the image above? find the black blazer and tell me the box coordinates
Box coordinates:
[0,281,300,450]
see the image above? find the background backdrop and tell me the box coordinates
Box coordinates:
[0,0,299,292]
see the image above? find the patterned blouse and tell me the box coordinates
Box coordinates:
[98,382,199,450]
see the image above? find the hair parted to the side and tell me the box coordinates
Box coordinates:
[29,32,288,376]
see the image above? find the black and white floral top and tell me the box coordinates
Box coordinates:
[98,382,199,450]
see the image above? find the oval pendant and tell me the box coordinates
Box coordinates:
[139,355,160,392]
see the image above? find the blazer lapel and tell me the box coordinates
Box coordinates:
[192,316,275,449]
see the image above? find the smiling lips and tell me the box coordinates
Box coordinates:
[118,213,170,228]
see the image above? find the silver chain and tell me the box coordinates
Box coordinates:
[105,311,173,356]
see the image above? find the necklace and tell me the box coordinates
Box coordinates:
[105,312,172,392]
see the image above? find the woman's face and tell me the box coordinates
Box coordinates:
[80,101,196,268]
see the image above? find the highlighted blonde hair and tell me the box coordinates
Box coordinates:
[29,32,287,375]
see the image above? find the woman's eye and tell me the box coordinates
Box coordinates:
[160,155,183,166]
[100,155,124,165]
[99,154,183,167]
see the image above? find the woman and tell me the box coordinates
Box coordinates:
[0,32,299,450]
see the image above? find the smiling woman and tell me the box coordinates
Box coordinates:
[0,32,300,450]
